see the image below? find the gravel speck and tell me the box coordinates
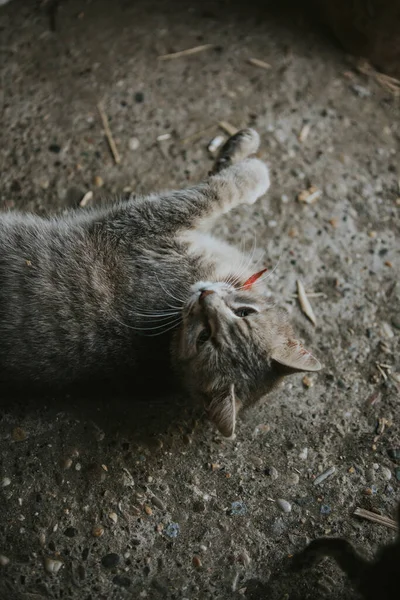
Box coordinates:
[1,477,11,488]
[276,499,292,513]
[381,467,392,481]
[44,557,63,574]
[192,555,202,568]
[151,496,166,510]
[0,555,10,566]
[320,504,331,515]
[230,501,247,516]
[313,466,336,486]
[164,523,180,538]
[92,526,104,537]
[265,466,278,480]
[101,553,120,569]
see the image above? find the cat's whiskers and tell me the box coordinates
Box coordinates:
[112,313,182,334]
[154,274,186,305]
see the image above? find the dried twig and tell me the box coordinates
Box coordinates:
[291,292,326,299]
[97,102,121,164]
[297,280,317,325]
[353,507,398,532]
[218,121,238,136]
[248,57,271,70]
[158,44,214,61]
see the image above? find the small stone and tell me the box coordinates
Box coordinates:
[164,523,180,538]
[128,137,140,151]
[101,553,120,569]
[388,448,400,460]
[144,505,153,516]
[237,550,251,566]
[113,575,131,587]
[381,467,392,481]
[299,448,308,460]
[1,477,11,488]
[0,555,10,566]
[75,462,82,471]
[192,555,202,568]
[151,496,166,511]
[381,322,394,339]
[287,473,299,485]
[302,375,314,388]
[92,526,104,538]
[44,557,63,574]
[265,466,278,480]
[230,501,247,516]
[351,84,371,98]
[320,504,331,515]
[368,231,377,238]
[62,458,73,470]
[276,499,292,513]
[93,176,104,187]
[64,527,78,538]
[12,427,27,442]
[108,512,118,524]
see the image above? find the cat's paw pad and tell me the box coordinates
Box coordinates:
[211,128,260,174]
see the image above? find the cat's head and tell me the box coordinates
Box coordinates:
[172,276,321,437]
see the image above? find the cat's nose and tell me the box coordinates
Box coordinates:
[199,289,215,302]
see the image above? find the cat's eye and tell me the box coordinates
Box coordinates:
[197,326,211,348]
[234,306,258,318]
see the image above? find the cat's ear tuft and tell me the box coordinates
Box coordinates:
[271,339,322,373]
[207,385,238,438]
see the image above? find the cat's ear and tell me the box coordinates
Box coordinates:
[271,339,322,373]
[207,385,237,438]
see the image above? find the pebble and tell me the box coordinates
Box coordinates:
[108,512,118,524]
[313,466,336,486]
[129,137,140,151]
[320,504,331,515]
[164,523,180,538]
[287,473,299,485]
[0,555,10,566]
[192,555,202,568]
[299,448,308,460]
[381,467,392,481]
[62,458,73,470]
[230,501,247,516]
[92,526,104,538]
[265,466,278,480]
[151,496,166,511]
[238,550,251,566]
[351,84,371,98]
[113,575,131,587]
[75,462,82,471]
[208,135,225,154]
[388,448,400,460]
[1,477,11,488]
[302,375,314,388]
[101,553,120,569]
[44,557,63,574]
[144,505,153,516]
[381,322,394,339]
[276,499,292,513]
[93,175,104,187]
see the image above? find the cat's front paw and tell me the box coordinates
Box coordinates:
[211,128,260,174]
[233,158,270,205]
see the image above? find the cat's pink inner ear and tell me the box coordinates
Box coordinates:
[207,385,238,438]
[271,339,322,373]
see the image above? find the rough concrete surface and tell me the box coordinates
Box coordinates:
[0,1,399,599]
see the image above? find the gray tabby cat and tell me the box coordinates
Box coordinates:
[0,129,321,436]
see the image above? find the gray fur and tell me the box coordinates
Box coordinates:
[0,129,321,434]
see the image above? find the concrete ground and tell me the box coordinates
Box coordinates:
[0,1,399,599]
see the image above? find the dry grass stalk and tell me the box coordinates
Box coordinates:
[97,102,121,164]
[79,191,93,208]
[356,60,400,96]
[218,121,238,136]
[180,125,216,144]
[353,507,398,532]
[248,57,272,70]
[296,280,317,325]
[158,44,214,61]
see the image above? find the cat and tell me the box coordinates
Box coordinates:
[291,503,400,600]
[0,128,321,436]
